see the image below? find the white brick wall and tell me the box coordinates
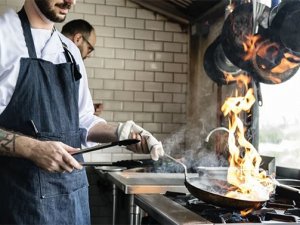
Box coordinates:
[0,0,188,163]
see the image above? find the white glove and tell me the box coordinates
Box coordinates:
[117,120,164,161]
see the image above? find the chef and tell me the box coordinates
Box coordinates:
[0,0,164,224]
[61,19,96,60]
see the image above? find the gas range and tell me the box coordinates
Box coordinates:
[135,190,300,225]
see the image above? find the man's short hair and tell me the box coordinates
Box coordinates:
[62,19,94,38]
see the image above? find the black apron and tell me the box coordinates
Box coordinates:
[0,8,90,225]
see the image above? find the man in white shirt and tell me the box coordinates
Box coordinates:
[0,0,164,224]
[61,19,96,60]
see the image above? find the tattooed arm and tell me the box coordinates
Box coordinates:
[0,128,82,172]
[0,128,21,157]
[0,128,43,158]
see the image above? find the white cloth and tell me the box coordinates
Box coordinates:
[117,120,164,161]
[256,0,272,8]
[0,9,105,146]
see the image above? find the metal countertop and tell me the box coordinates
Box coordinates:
[134,194,212,225]
[106,172,198,194]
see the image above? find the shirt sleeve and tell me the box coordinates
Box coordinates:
[78,64,106,147]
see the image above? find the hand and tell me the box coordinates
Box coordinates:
[27,140,83,173]
[117,120,164,160]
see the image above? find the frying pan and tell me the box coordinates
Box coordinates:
[221,2,299,84]
[203,35,243,85]
[164,154,267,209]
[269,1,300,56]
[195,167,300,205]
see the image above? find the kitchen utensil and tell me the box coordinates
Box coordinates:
[273,179,300,194]
[275,179,300,201]
[196,166,300,200]
[164,154,267,209]
[80,159,152,168]
[269,1,300,56]
[204,35,242,85]
[221,3,254,73]
[221,2,299,84]
[72,139,140,156]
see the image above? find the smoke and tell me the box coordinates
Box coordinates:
[158,124,229,173]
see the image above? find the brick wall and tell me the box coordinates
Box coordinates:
[0,1,189,224]
[1,0,188,162]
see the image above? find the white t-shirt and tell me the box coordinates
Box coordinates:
[0,9,105,146]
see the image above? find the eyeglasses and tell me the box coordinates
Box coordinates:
[81,34,95,54]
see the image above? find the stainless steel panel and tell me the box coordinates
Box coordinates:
[134,194,212,225]
[106,172,198,194]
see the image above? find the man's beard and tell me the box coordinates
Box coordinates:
[34,0,71,23]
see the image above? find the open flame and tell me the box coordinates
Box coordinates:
[242,35,261,61]
[220,75,274,206]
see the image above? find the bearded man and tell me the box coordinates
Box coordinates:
[0,0,164,224]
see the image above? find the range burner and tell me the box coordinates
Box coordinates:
[164,192,300,224]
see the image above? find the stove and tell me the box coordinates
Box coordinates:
[135,186,300,225]
[126,157,300,225]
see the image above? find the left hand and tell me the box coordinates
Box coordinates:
[117,120,164,160]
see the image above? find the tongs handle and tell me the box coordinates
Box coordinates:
[72,139,140,155]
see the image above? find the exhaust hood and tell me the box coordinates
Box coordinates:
[131,0,223,24]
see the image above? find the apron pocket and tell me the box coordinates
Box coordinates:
[39,168,88,199]
[37,130,87,198]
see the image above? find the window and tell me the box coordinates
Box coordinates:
[259,71,300,169]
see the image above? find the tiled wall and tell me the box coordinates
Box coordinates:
[1,1,189,224]
[0,0,189,162]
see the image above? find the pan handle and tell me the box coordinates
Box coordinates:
[274,179,300,194]
[164,153,188,178]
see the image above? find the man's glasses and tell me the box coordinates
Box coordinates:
[82,35,95,54]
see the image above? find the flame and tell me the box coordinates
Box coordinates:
[220,76,275,207]
[224,72,252,87]
[255,41,300,74]
[242,34,261,61]
[271,53,300,73]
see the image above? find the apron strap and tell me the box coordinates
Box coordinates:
[61,40,82,81]
[17,8,82,81]
[17,7,37,58]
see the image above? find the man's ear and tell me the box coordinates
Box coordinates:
[73,33,83,46]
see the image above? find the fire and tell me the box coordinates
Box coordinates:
[242,34,261,61]
[271,52,300,73]
[224,72,251,87]
[221,76,275,204]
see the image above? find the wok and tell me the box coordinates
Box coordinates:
[165,154,267,210]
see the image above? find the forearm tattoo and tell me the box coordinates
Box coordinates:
[0,129,18,156]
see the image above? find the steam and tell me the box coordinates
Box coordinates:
[160,124,229,173]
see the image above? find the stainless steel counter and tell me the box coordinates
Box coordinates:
[134,194,212,225]
[105,171,198,225]
[107,172,196,194]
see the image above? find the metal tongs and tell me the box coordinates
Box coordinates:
[72,139,140,156]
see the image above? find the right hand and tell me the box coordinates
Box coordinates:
[117,120,164,160]
[27,140,83,173]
